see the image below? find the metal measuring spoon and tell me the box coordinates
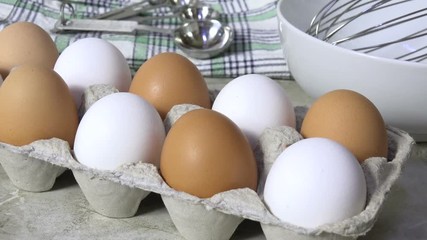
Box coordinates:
[93,0,168,20]
[128,4,220,23]
[53,18,233,59]
[174,19,233,59]
[149,0,168,5]
[100,0,198,20]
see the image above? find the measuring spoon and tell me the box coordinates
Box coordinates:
[128,4,219,23]
[99,0,198,20]
[93,0,167,20]
[53,18,233,59]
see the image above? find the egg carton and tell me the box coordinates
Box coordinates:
[0,85,414,240]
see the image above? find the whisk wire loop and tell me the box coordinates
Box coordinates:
[307,0,427,63]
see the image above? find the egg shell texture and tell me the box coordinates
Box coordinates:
[0,22,58,78]
[301,89,388,162]
[212,74,296,149]
[160,108,258,198]
[74,92,165,171]
[0,64,78,147]
[54,37,132,107]
[129,52,211,119]
[264,137,367,229]
[255,126,303,196]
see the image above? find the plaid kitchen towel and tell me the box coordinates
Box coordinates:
[0,0,291,79]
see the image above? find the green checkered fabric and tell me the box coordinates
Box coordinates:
[0,0,291,79]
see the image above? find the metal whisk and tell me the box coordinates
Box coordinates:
[307,0,427,63]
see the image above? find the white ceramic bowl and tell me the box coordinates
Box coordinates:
[277,0,427,141]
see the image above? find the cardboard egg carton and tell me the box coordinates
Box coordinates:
[0,85,414,239]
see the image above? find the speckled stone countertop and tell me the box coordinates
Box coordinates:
[1,79,426,240]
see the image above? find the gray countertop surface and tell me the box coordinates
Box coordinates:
[1,79,426,239]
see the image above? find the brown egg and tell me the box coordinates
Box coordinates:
[0,22,58,78]
[301,89,388,162]
[129,52,211,119]
[160,109,258,198]
[0,64,78,147]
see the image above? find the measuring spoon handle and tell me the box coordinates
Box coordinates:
[104,3,170,20]
[128,14,177,23]
[94,1,149,19]
[52,19,174,35]
[134,24,174,35]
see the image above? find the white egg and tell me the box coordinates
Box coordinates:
[263,138,367,229]
[74,92,165,171]
[54,38,132,107]
[212,74,295,149]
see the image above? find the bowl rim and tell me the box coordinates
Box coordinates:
[276,0,427,69]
